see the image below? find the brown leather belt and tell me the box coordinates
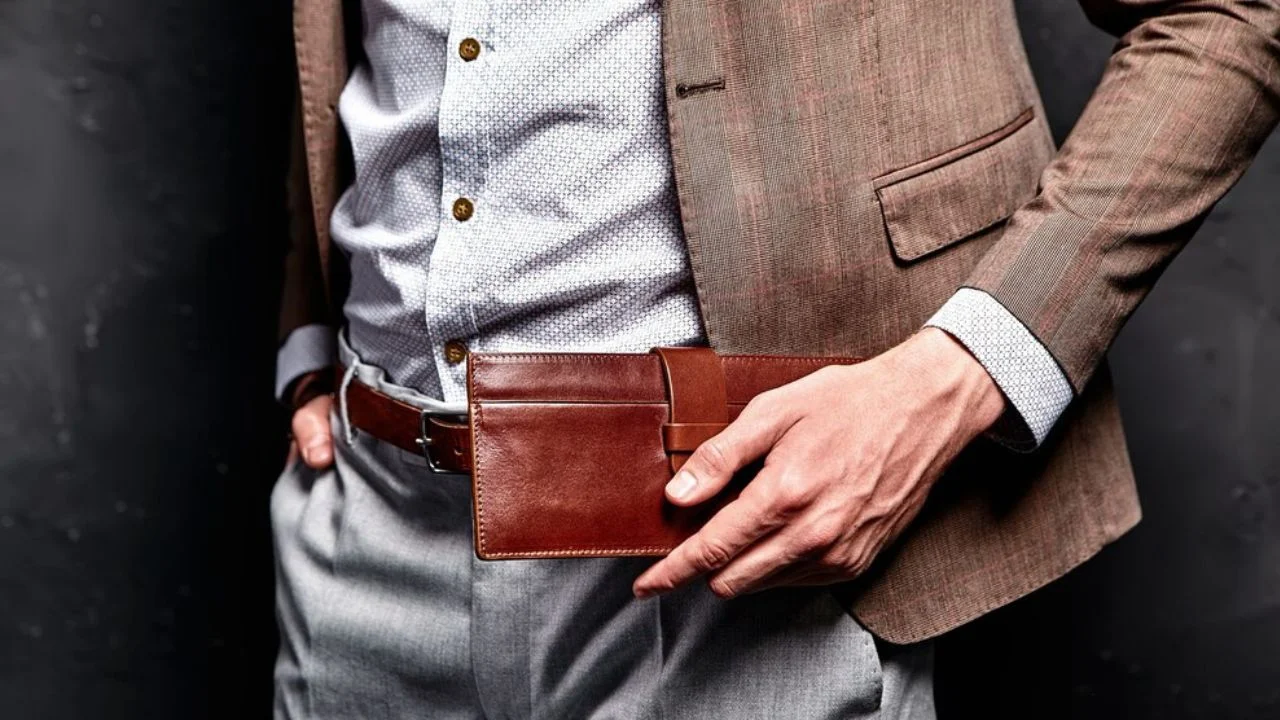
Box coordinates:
[340,349,862,562]
[339,346,860,479]
[339,366,474,474]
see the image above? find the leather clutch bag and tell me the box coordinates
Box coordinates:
[466,347,861,560]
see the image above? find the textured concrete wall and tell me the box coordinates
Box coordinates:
[0,1,1275,718]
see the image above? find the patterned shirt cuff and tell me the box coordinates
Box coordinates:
[275,324,337,401]
[925,288,1074,450]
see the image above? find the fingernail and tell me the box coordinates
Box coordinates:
[666,472,697,501]
[301,447,313,465]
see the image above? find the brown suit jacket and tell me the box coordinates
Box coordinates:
[282,0,1280,643]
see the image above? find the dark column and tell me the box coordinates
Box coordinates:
[0,0,292,716]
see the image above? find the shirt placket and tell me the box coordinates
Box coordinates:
[429,1,493,403]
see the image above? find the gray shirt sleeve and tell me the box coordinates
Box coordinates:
[925,287,1074,450]
[275,324,337,401]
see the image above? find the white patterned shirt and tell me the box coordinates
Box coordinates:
[276,0,1073,449]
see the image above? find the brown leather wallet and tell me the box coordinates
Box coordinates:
[466,347,861,560]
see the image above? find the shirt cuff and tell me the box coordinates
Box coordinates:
[275,324,337,401]
[925,288,1074,450]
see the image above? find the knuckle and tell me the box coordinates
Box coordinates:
[692,538,735,571]
[745,390,776,415]
[739,484,787,526]
[795,521,841,555]
[828,549,865,578]
[708,576,738,599]
[770,472,816,511]
[792,532,825,557]
[695,439,734,477]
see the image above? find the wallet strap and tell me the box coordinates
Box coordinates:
[651,347,729,472]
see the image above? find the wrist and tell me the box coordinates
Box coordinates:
[898,328,1006,437]
[289,369,334,411]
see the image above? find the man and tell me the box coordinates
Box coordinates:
[271,0,1279,717]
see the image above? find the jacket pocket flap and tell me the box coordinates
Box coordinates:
[874,108,1050,263]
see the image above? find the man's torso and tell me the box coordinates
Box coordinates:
[290,0,1142,643]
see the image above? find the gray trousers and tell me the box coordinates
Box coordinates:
[271,348,936,719]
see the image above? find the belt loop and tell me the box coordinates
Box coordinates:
[650,346,728,473]
[338,362,358,445]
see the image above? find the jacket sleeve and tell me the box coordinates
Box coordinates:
[276,88,336,401]
[964,0,1279,392]
[279,87,333,350]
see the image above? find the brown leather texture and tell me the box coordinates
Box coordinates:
[651,347,729,472]
[466,349,859,560]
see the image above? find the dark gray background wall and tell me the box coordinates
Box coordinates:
[936,5,1280,719]
[0,0,290,715]
[0,1,1275,718]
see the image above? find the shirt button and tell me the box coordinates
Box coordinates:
[443,340,469,365]
[458,37,481,61]
[452,197,474,222]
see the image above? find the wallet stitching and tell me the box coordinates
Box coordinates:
[472,400,489,555]
[725,355,861,364]
[482,547,675,558]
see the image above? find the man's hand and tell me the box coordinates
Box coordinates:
[632,327,1006,599]
[287,370,335,470]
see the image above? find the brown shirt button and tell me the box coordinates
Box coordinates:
[443,340,468,365]
[452,197,474,222]
[458,37,481,62]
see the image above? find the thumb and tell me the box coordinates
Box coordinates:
[291,394,335,469]
[664,394,789,507]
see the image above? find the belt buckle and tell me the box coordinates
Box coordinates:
[416,409,464,474]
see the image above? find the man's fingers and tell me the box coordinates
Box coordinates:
[664,393,793,507]
[705,510,843,597]
[633,490,784,597]
[702,536,796,598]
[291,394,334,469]
[703,528,813,598]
